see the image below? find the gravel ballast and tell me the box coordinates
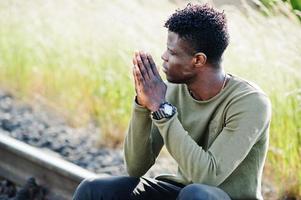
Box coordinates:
[0,91,176,176]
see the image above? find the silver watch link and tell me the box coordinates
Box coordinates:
[151,102,176,120]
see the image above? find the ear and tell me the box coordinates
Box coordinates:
[193,53,207,67]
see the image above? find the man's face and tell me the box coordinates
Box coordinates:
[161,31,196,84]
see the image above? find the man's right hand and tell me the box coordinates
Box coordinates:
[132,51,167,112]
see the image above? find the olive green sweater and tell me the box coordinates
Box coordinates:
[124,74,271,200]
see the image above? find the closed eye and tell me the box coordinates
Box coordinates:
[168,48,176,55]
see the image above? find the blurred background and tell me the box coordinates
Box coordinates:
[0,0,300,199]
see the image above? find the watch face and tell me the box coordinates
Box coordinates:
[163,104,173,115]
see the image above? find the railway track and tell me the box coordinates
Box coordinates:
[0,134,108,200]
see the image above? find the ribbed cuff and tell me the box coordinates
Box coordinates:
[151,111,178,126]
[133,99,150,113]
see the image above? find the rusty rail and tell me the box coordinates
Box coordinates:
[0,133,108,199]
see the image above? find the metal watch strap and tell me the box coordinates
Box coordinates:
[151,102,176,120]
[152,109,166,119]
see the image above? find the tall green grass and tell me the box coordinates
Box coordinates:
[0,0,173,144]
[0,0,300,198]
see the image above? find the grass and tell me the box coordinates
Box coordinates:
[0,0,300,198]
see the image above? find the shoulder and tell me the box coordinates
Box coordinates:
[226,74,272,117]
[229,75,265,95]
[228,75,270,102]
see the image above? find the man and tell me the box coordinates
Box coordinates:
[73,3,271,200]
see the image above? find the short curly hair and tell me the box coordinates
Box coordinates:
[164,3,229,65]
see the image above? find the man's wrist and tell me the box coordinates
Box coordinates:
[134,96,141,105]
[134,96,166,112]
[149,104,160,112]
[149,100,166,112]
[151,102,176,120]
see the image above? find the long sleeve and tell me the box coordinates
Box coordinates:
[152,92,271,186]
[123,101,164,177]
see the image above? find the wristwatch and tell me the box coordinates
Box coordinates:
[151,102,176,120]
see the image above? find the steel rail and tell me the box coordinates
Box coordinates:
[0,133,108,200]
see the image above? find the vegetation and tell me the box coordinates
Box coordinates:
[0,0,300,198]
[260,0,301,11]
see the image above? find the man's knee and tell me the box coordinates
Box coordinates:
[73,176,141,200]
[177,184,231,200]
[73,177,99,200]
[177,184,210,200]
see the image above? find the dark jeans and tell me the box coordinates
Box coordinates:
[73,176,231,200]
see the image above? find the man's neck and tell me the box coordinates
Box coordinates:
[186,67,227,101]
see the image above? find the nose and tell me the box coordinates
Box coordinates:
[161,51,168,62]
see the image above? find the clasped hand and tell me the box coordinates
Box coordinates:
[132,51,167,112]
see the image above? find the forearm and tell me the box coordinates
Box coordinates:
[124,102,157,177]
[153,113,220,185]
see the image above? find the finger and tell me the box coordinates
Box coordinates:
[133,51,138,66]
[133,65,142,87]
[147,53,161,78]
[134,64,145,85]
[132,53,139,86]
[140,51,154,79]
[136,52,149,80]
[133,57,137,66]
[132,66,138,94]
[132,56,139,88]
